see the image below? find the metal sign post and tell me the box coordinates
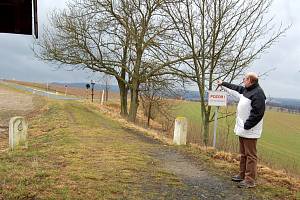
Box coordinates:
[208,91,227,148]
[91,80,95,102]
[85,84,90,99]
[64,85,68,96]
[213,106,219,148]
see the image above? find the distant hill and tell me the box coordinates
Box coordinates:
[267,98,300,110]
[52,82,300,109]
[180,90,300,110]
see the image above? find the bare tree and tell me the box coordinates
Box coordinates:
[35,0,186,122]
[139,76,179,127]
[95,0,190,122]
[35,0,131,116]
[165,0,288,145]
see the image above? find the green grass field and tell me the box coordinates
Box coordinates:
[173,101,300,175]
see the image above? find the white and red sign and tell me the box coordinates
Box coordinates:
[208,91,227,106]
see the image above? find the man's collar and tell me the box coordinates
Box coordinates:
[246,82,259,91]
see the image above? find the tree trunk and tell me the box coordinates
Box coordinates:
[202,116,210,146]
[198,84,210,146]
[147,103,152,127]
[128,81,139,122]
[117,80,128,117]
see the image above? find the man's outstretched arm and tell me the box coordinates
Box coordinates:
[217,80,245,94]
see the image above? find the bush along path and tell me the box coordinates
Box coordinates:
[0,100,296,199]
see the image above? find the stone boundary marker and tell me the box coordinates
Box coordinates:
[173,117,187,145]
[9,117,28,150]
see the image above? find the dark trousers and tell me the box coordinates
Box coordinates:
[239,137,257,183]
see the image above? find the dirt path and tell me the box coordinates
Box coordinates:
[124,127,257,200]
[64,102,258,199]
[153,148,248,199]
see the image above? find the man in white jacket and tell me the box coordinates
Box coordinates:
[217,72,266,188]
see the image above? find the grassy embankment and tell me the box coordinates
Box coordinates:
[0,100,189,199]
[1,80,299,199]
[0,97,299,198]
[173,101,300,175]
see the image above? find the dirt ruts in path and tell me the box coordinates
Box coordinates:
[127,128,258,200]
[154,148,257,200]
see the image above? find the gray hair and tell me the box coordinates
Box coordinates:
[245,72,258,84]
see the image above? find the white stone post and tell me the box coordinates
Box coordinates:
[9,117,28,150]
[101,89,105,105]
[173,117,187,145]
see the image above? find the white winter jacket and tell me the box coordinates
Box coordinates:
[222,82,266,139]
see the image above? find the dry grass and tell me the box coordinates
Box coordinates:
[90,100,300,198]
[2,80,299,199]
[186,143,300,198]
[169,100,300,176]
[1,100,189,199]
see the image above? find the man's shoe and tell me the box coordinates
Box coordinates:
[238,180,256,188]
[231,175,243,182]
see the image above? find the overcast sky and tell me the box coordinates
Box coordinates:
[0,0,299,99]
